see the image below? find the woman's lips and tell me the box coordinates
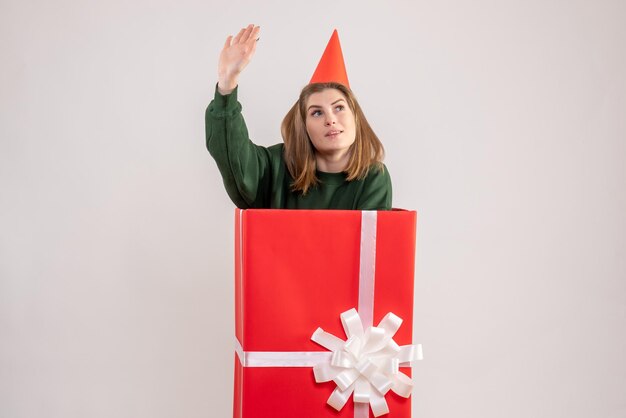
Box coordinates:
[325,130,343,137]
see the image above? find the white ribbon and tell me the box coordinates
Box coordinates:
[235,210,423,417]
[311,308,423,417]
[235,339,332,367]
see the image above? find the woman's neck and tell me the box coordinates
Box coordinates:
[315,150,350,173]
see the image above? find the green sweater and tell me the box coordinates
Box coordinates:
[205,86,392,210]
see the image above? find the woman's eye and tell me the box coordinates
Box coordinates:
[311,110,322,117]
[335,105,345,111]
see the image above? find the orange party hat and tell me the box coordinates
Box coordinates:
[309,29,350,89]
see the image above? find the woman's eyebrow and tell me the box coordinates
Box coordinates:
[307,99,346,111]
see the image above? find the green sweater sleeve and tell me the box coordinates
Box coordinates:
[205,85,274,208]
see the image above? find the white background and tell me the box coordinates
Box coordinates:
[1,0,625,417]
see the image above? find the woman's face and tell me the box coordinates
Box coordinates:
[304,88,356,162]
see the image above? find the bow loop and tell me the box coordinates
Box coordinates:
[341,308,365,339]
[377,312,403,338]
[311,327,345,352]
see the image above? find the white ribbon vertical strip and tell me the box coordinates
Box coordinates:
[355,211,378,418]
[358,211,378,329]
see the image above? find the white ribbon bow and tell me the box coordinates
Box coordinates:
[311,308,423,417]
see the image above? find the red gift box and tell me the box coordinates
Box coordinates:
[233,209,421,418]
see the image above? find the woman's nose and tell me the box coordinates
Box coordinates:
[324,117,336,126]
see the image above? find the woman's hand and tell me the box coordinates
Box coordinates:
[217,24,261,94]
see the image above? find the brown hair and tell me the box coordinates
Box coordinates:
[281,82,385,195]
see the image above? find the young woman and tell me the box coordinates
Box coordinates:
[205,24,392,210]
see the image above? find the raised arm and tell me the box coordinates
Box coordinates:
[206,25,276,209]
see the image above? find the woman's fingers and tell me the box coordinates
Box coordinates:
[250,25,261,42]
[249,32,259,56]
[219,25,260,68]
[235,24,253,44]
[242,24,255,43]
[232,26,247,44]
[223,35,233,49]
[234,24,259,45]
[225,25,260,51]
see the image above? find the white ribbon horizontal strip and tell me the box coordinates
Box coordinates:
[236,339,331,367]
